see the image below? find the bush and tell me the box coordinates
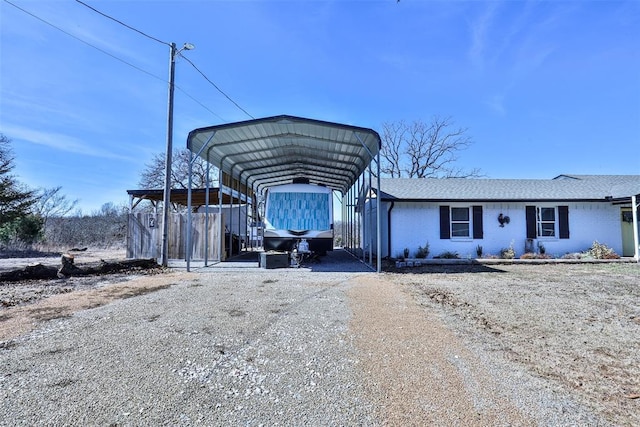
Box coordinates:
[0,215,44,249]
[520,252,552,260]
[500,245,515,259]
[537,242,546,255]
[588,241,620,260]
[435,251,459,259]
[415,242,430,259]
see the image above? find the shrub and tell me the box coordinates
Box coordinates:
[537,242,546,255]
[475,244,483,258]
[588,241,620,259]
[520,252,552,260]
[415,242,430,259]
[436,251,459,259]
[0,215,44,249]
[500,244,515,259]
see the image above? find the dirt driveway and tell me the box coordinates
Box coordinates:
[1,251,638,425]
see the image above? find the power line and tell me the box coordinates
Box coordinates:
[3,0,166,84]
[75,0,254,120]
[5,0,253,122]
[181,56,255,120]
[74,0,169,47]
[174,85,227,122]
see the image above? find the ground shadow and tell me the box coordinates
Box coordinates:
[222,249,374,273]
[0,250,61,259]
[384,263,507,274]
[224,251,261,263]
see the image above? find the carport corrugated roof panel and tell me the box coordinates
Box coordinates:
[186,115,381,194]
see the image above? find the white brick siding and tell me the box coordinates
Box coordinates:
[374,201,624,258]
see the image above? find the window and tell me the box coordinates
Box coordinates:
[451,207,470,237]
[526,205,569,239]
[440,206,483,239]
[537,207,556,237]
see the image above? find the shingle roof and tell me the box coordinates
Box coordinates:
[377,175,640,202]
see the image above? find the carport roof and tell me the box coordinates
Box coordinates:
[186,115,381,194]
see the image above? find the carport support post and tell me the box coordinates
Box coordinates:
[204,161,210,266]
[237,174,242,253]
[348,186,352,252]
[340,191,344,249]
[244,176,250,251]
[344,188,348,251]
[238,175,244,254]
[368,163,373,265]
[352,184,356,252]
[228,169,234,259]
[218,166,224,262]
[345,187,349,251]
[633,195,639,262]
[360,175,364,260]
[376,149,381,273]
[186,149,193,271]
[352,180,356,256]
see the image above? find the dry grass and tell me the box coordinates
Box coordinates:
[394,263,640,426]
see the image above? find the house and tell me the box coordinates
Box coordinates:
[363,175,640,259]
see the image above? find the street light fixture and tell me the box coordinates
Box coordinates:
[161,42,194,267]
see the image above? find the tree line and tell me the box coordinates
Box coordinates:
[1,117,478,250]
[0,134,127,250]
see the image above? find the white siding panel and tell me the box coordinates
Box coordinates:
[387,202,623,259]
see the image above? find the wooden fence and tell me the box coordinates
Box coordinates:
[127,212,224,261]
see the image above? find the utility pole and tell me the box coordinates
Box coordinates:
[161,42,194,267]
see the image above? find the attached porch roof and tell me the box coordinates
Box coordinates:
[186,115,381,195]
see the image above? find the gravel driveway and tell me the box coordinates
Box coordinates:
[0,251,637,426]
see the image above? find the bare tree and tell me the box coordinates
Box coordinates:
[139,149,217,189]
[33,186,79,229]
[380,117,482,178]
[380,121,405,178]
[43,202,129,249]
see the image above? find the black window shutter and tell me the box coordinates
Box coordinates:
[526,206,537,239]
[439,206,450,239]
[472,206,483,239]
[558,206,570,239]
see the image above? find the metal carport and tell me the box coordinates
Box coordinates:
[185,115,382,271]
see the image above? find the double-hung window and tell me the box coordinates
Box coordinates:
[526,205,570,239]
[440,206,483,239]
[537,207,556,237]
[451,207,470,237]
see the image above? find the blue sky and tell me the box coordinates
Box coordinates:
[1,0,639,214]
